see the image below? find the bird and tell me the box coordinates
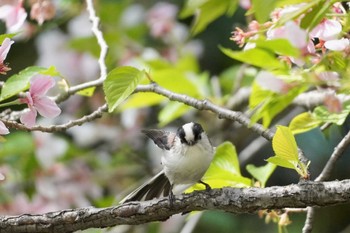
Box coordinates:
[120,122,215,205]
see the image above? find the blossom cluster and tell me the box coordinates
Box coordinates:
[230,2,349,113]
[231,3,349,65]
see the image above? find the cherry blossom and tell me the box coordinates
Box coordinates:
[324,38,349,51]
[30,0,56,25]
[19,75,61,127]
[0,121,9,135]
[0,38,14,75]
[0,0,27,33]
[239,0,251,10]
[267,21,308,50]
[310,19,342,41]
[256,71,291,94]
[146,2,178,38]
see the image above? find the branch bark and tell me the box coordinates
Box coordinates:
[1,179,350,233]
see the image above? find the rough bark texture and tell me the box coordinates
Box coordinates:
[1,179,350,233]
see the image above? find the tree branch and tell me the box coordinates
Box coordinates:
[0,179,349,233]
[135,84,274,141]
[2,104,107,132]
[303,127,350,233]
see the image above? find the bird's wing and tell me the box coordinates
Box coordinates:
[119,170,171,203]
[141,129,176,150]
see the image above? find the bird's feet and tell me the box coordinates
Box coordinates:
[168,190,175,208]
[199,180,211,191]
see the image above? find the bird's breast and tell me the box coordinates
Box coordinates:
[162,142,214,185]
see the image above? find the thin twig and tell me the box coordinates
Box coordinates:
[2,104,107,132]
[135,83,274,141]
[303,129,350,233]
[315,129,350,182]
[55,0,108,103]
[86,0,108,81]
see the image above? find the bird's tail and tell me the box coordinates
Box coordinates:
[120,171,171,203]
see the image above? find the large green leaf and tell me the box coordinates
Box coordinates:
[186,141,251,193]
[273,125,299,161]
[254,38,300,57]
[120,92,165,110]
[289,112,321,134]
[103,66,144,112]
[0,66,55,102]
[266,156,295,169]
[268,126,309,178]
[220,46,285,70]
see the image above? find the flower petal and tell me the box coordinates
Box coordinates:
[20,108,37,128]
[29,75,55,97]
[0,38,14,62]
[0,121,9,135]
[324,38,350,51]
[310,19,342,41]
[34,96,61,118]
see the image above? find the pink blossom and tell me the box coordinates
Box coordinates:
[0,1,27,33]
[0,38,14,74]
[146,2,177,38]
[239,0,251,10]
[20,75,61,127]
[317,71,340,87]
[0,121,9,135]
[256,71,291,94]
[310,19,342,41]
[267,21,308,50]
[324,38,349,51]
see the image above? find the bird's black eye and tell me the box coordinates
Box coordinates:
[192,122,204,141]
[177,127,188,144]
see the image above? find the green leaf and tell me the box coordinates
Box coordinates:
[220,46,285,70]
[39,65,61,77]
[254,38,300,57]
[289,112,321,134]
[266,156,295,169]
[180,0,238,35]
[68,36,100,57]
[0,33,17,44]
[103,66,144,113]
[77,87,96,97]
[121,92,165,109]
[276,0,319,27]
[158,102,191,127]
[185,141,251,193]
[0,66,48,101]
[300,0,332,31]
[273,125,299,161]
[313,105,350,125]
[151,69,202,97]
[212,141,241,175]
[246,163,276,187]
[252,0,277,23]
[249,82,307,127]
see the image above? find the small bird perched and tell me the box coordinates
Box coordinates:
[120,122,215,205]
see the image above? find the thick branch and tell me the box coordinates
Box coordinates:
[1,180,349,233]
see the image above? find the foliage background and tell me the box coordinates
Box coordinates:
[0,0,350,232]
